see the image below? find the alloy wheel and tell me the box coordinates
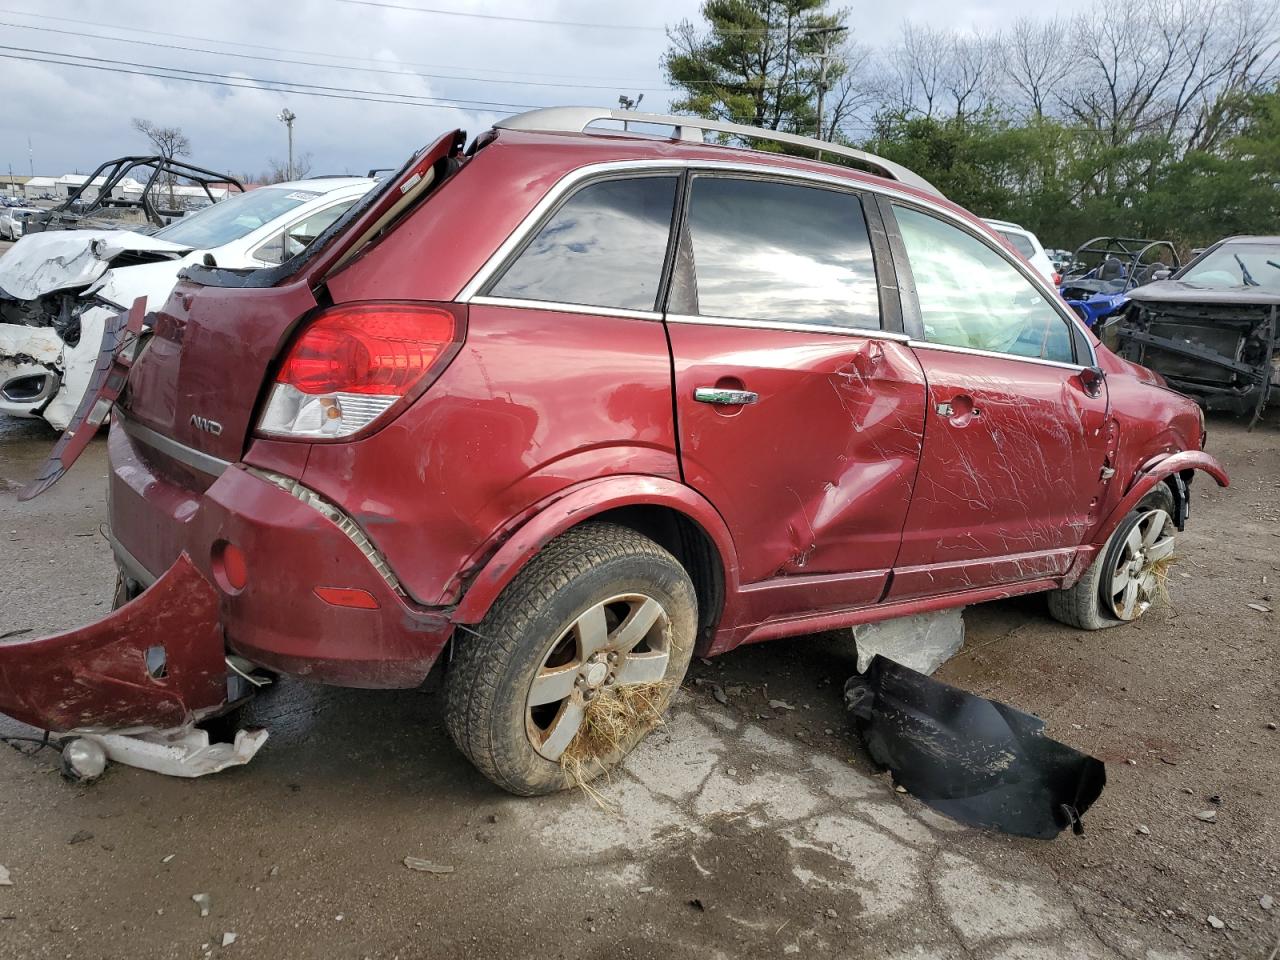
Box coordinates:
[1107,508,1175,621]
[525,593,671,761]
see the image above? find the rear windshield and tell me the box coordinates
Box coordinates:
[997,229,1036,258]
[1180,242,1280,291]
[152,187,324,249]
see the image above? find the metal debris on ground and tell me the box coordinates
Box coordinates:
[192,893,211,917]
[0,865,11,886]
[221,933,237,947]
[403,857,454,875]
[844,656,1106,839]
[1247,603,1273,613]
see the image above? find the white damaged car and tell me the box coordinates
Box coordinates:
[0,177,374,430]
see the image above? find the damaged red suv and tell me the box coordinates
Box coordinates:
[5,108,1227,794]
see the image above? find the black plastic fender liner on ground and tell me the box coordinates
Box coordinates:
[844,656,1106,840]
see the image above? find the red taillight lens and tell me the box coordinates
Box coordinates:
[277,303,455,395]
[1053,272,1063,286]
[258,301,461,439]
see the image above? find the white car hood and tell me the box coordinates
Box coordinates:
[0,230,192,301]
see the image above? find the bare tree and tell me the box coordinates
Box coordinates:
[947,32,1001,119]
[131,118,191,209]
[820,41,879,141]
[131,118,190,161]
[262,152,314,184]
[1004,17,1074,119]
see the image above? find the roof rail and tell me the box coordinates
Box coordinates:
[495,106,942,198]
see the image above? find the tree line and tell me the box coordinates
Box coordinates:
[664,0,1280,251]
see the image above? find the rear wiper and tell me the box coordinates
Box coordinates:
[1234,253,1259,286]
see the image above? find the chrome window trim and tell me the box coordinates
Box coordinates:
[907,339,1088,372]
[455,157,1095,367]
[666,313,909,341]
[469,294,662,322]
[117,412,231,478]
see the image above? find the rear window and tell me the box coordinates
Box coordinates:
[997,229,1037,259]
[489,176,678,312]
[152,188,324,249]
[682,177,880,329]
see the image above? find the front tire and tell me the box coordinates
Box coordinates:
[444,522,697,796]
[1048,484,1177,630]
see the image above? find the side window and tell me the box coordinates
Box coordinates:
[252,199,359,265]
[894,205,1074,363]
[683,177,880,329]
[489,176,678,312]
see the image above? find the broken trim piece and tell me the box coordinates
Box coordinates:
[845,656,1106,839]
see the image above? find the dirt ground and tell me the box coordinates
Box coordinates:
[0,407,1277,960]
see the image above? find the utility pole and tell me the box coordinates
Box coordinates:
[810,25,846,160]
[277,109,297,181]
[27,135,33,177]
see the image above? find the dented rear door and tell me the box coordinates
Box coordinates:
[665,175,926,609]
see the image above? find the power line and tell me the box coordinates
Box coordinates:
[0,43,544,109]
[0,49,544,113]
[0,18,681,92]
[335,0,668,31]
[0,6,670,84]
[335,0,788,36]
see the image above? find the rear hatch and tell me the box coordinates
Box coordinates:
[118,129,465,463]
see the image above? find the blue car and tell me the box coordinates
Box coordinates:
[1059,237,1180,327]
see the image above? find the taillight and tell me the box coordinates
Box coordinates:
[257,301,462,439]
[1053,272,1063,286]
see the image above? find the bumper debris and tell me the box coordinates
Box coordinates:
[0,552,227,733]
[845,656,1106,839]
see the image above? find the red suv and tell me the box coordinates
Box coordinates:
[24,108,1229,794]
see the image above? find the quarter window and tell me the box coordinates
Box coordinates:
[683,177,880,329]
[489,176,678,312]
[895,205,1074,363]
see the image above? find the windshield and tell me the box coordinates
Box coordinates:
[997,229,1037,259]
[1180,242,1280,291]
[152,187,327,249]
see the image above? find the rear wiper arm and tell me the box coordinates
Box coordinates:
[1235,253,1259,286]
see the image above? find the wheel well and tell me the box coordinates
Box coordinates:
[589,505,725,645]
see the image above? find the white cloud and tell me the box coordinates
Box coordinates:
[0,0,1029,179]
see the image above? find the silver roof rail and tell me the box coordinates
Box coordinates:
[495,106,942,198]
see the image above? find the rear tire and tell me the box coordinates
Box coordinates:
[1048,484,1176,630]
[444,522,698,796]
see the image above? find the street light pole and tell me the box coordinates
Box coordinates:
[277,109,297,181]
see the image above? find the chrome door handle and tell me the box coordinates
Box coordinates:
[694,387,759,406]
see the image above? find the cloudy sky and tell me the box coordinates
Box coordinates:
[0,1,1021,180]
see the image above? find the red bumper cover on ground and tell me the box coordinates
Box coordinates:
[0,553,227,732]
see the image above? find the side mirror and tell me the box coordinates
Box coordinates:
[1153,268,1173,280]
[1079,365,1106,398]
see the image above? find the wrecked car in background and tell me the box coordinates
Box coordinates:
[0,177,375,430]
[22,155,244,234]
[1060,237,1180,327]
[1116,235,1279,426]
[0,107,1227,794]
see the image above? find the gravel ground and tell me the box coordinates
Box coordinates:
[0,407,1276,960]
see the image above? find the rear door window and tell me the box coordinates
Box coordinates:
[681,177,880,330]
[997,229,1036,259]
[489,176,678,312]
[895,205,1075,363]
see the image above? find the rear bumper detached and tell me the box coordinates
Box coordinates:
[107,421,455,690]
[0,553,226,733]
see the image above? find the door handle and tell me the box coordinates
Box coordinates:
[936,395,981,424]
[694,387,759,406]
